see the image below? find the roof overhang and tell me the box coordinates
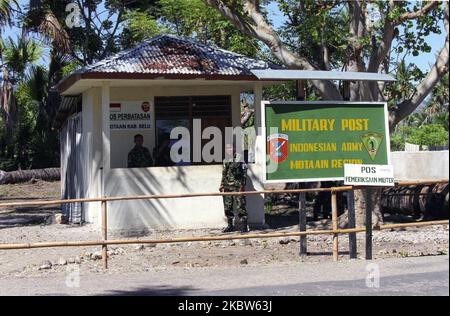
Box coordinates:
[56,72,284,95]
[57,72,270,95]
[251,70,396,82]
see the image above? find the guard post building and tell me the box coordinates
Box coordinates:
[55,35,276,234]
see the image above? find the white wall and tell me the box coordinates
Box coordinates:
[105,166,225,234]
[391,151,449,181]
[81,88,102,225]
[77,83,266,233]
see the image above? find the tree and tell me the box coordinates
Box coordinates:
[391,70,449,149]
[431,112,449,131]
[0,0,16,28]
[391,123,449,151]
[120,9,163,47]
[156,0,260,57]
[0,37,46,170]
[203,0,449,226]
[407,124,449,147]
[204,0,448,128]
[425,72,449,124]
[1,36,43,130]
[0,0,18,127]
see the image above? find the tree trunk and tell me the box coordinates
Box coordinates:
[381,183,449,219]
[354,188,383,227]
[241,107,254,126]
[0,168,60,185]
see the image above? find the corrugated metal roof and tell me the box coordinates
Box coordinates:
[53,95,82,130]
[251,70,396,82]
[74,34,276,76]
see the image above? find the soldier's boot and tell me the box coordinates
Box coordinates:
[222,217,234,233]
[240,217,249,233]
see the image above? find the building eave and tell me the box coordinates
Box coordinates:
[251,70,396,82]
[57,72,269,94]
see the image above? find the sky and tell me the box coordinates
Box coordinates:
[266,1,447,73]
[1,0,447,74]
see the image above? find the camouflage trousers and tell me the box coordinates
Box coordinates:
[222,187,247,219]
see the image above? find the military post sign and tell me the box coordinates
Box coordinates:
[263,101,391,183]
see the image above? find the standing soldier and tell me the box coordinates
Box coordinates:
[219,143,248,233]
[128,134,153,168]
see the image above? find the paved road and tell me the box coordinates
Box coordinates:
[0,256,448,296]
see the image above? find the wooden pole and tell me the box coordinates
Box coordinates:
[0,187,354,208]
[298,191,307,257]
[396,179,449,186]
[380,220,449,230]
[0,227,368,250]
[296,80,306,101]
[331,191,339,261]
[365,188,373,260]
[101,200,108,269]
[0,220,447,251]
[343,81,351,101]
[1,180,447,209]
[347,189,357,259]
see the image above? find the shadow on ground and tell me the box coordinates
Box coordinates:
[0,207,60,229]
[98,285,198,296]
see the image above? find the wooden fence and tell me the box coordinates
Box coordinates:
[0,179,448,269]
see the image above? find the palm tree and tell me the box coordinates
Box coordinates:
[1,36,43,127]
[24,0,77,121]
[0,0,16,28]
[25,0,71,54]
[387,60,417,104]
[2,37,43,79]
[425,73,449,121]
[0,0,18,126]
[0,36,43,168]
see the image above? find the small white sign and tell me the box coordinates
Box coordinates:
[344,164,395,187]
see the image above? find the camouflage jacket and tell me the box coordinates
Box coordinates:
[128,146,153,168]
[221,157,248,189]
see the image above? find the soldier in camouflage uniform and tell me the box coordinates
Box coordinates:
[219,143,248,233]
[127,134,153,168]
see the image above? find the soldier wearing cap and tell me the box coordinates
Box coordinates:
[219,143,248,233]
[128,134,153,168]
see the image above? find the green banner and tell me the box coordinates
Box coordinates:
[264,102,390,182]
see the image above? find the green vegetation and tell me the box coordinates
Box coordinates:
[391,73,449,151]
[0,1,449,171]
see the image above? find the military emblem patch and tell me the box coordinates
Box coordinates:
[141,101,151,113]
[361,132,383,161]
[267,134,289,163]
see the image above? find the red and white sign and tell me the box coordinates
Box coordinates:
[110,103,122,112]
[109,101,152,131]
[267,134,289,163]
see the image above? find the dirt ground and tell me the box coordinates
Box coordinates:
[0,181,448,279]
[0,180,60,228]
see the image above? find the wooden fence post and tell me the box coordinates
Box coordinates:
[347,189,357,259]
[101,199,108,269]
[331,190,339,261]
[365,188,373,260]
[298,192,307,257]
